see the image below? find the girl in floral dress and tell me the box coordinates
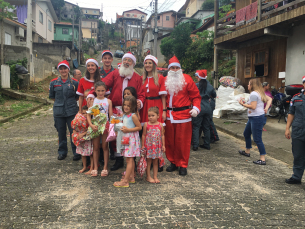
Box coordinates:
[71,105,93,174]
[141,107,165,183]
[113,96,142,188]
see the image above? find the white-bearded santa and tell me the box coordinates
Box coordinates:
[164,56,201,176]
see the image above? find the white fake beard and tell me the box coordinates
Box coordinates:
[165,69,185,95]
[119,64,134,76]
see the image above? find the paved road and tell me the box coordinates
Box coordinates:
[1,109,305,228]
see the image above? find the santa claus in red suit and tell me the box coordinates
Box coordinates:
[164,56,201,176]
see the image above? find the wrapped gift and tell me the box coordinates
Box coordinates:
[84,104,107,140]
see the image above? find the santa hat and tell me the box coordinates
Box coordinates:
[57,60,70,70]
[302,76,305,83]
[122,52,136,65]
[168,55,181,69]
[117,63,122,69]
[86,93,95,101]
[101,50,113,58]
[86,58,99,67]
[144,55,158,66]
[195,69,207,79]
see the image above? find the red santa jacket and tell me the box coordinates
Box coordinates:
[166,74,201,123]
[102,69,145,107]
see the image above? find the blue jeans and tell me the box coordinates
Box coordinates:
[243,114,266,155]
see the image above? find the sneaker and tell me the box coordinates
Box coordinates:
[285,177,301,184]
[253,160,266,165]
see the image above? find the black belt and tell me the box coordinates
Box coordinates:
[146,96,161,100]
[167,106,191,111]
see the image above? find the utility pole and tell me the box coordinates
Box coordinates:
[153,0,158,57]
[91,22,92,41]
[26,0,34,80]
[78,12,82,65]
[139,17,143,62]
[72,11,74,51]
[129,24,131,52]
[124,22,127,53]
[136,20,138,56]
[213,0,219,88]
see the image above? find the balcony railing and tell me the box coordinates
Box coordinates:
[216,0,305,37]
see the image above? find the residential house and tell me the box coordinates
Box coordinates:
[54,22,79,45]
[0,18,27,46]
[176,10,214,26]
[61,1,78,20]
[8,0,58,43]
[179,0,206,18]
[143,10,177,66]
[80,7,101,40]
[214,0,305,89]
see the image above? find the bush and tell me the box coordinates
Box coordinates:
[5,58,28,90]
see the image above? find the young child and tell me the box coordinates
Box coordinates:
[123,87,140,120]
[141,107,165,183]
[72,106,93,174]
[87,81,113,177]
[113,96,142,187]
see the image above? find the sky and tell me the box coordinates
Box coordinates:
[65,0,186,23]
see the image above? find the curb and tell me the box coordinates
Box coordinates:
[214,122,293,165]
[1,88,53,105]
[0,103,46,124]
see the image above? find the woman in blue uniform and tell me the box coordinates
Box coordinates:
[49,60,80,161]
[285,76,305,184]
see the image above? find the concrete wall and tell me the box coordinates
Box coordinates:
[1,45,30,70]
[285,23,305,85]
[150,39,166,67]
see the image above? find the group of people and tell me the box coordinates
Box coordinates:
[49,48,305,187]
[49,51,210,187]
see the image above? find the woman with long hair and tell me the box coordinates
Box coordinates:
[140,55,167,125]
[239,78,272,165]
[140,55,167,172]
[76,59,101,111]
[192,70,216,151]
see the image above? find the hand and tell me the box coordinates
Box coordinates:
[121,126,129,133]
[285,129,291,139]
[92,125,98,132]
[264,107,268,114]
[162,146,166,152]
[189,109,198,118]
[239,100,244,106]
[141,145,145,150]
[137,100,141,109]
[162,111,166,122]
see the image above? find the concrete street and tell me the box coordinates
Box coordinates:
[1,109,305,228]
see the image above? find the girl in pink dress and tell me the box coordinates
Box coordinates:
[141,107,165,183]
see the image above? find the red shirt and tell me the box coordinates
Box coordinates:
[76,77,95,96]
[102,69,145,107]
[104,69,110,74]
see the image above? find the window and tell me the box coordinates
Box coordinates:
[62,28,69,34]
[48,20,52,31]
[166,16,170,21]
[93,10,96,13]
[5,33,11,45]
[187,8,189,15]
[127,14,130,17]
[39,11,43,24]
[244,49,269,78]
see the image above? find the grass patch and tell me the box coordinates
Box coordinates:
[0,100,38,118]
[84,53,92,60]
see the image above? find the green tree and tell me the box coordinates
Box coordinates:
[0,0,14,65]
[160,36,174,61]
[51,0,65,19]
[171,23,192,60]
[201,0,214,10]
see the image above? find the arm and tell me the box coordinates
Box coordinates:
[121,114,142,133]
[137,79,145,109]
[49,81,55,100]
[187,77,201,114]
[141,123,147,149]
[285,114,294,139]
[240,101,257,110]
[161,125,165,152]
[161,95,166,121]
[108,99,113,117]
[87,113,98,132]
[78,96,84,113]
[264,95,272,113]
[74,81,79,101]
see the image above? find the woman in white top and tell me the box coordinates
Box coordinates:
[238,79,272,165]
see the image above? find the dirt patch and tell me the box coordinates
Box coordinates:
[0,99,40,120]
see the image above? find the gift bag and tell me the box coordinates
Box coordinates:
[137,148,147,177]
[106,124,116,142]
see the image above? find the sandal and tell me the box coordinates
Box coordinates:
[91,170,98,177]
[253,160,266,165]
[113,181,129,188]
[238,150,250,157]
[101,170,109,177]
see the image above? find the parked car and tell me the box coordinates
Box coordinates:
[114,50,124,58]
